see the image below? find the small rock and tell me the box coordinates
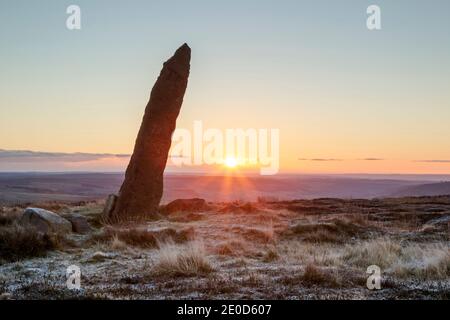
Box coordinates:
[0,292,12,300]
[219,203,259,214]
[163,198,209,214]
[20,207,72,234]
[63,213,92,234]
[428,215,450,225]
[89,251,113,262]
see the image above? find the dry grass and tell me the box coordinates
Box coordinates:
[215,240,248,256]
[345,212,370,226]
[0,210,19,226]
[220,202,262,214]
[341,239,450,280]
[285,218,365,243]
[301,264,339,287]
[262,247,279,262]
[152,241,214,277]
[342,239,402,268]
[391,244,450,280]
[109,234,128,251]
[0,223,61,262]
[280,264,340,288]
[278,241,341,266]
[167,212,204,222]
[91,226,194,248]
[230,222,275,243]
[1,196,449,299]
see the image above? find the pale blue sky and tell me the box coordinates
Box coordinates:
[0,0,449,173]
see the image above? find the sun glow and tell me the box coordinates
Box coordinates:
[224,157,238,168]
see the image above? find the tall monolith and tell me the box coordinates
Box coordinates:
[107,43,191,222]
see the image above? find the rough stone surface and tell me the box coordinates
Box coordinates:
[163,198,209,214]
[108,44,191,222]
[102,194,118,219]
[63,213,91,233]
[20,207,72,234]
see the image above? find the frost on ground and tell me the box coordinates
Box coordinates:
[0,196,449,300]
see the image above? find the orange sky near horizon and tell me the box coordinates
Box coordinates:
[1,1,450,174]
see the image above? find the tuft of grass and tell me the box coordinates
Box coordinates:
[286,218,365,243]
[0,223,62,262]
[109,234,128,251]
[301,264,339,287]
[342,239,450,280]
[29,202,68,212]
[391,244,450,280]
[345,212,369,226]
[203,276,239,296]
[231,222,275,243]
[262,247,279,262]
[0,211,19,226]
[152,241,214,277]
[91,226,194,248]
[280,264,339,288]
[215,240,247,256]
[342,239,402,269]
[278,240,342,267]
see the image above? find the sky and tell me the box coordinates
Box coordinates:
[0,0,449,174]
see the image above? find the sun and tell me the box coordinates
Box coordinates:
[224,157,238,168]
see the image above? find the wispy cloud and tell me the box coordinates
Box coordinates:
[359,158,384,161]
[298,158,342,162]
[299,157,385,162]
[414,159,450,163]
[0,149,130,163]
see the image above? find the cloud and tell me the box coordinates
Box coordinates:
[0,149,130,163]
[298,157,385,162]
[298,158,342,162]
[359,158,384,161]
[414,159,450,163]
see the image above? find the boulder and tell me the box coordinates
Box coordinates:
[63,213,91,234]
[107,43,191,222]
[163,198,209,214]
[20,207,72,234]
[219,203,259,214]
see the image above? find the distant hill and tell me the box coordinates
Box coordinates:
[0,172,429,205]
[392,182,450,197]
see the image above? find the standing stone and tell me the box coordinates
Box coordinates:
[107,44,191,222]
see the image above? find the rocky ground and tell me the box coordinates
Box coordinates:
[0,196,449,300]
